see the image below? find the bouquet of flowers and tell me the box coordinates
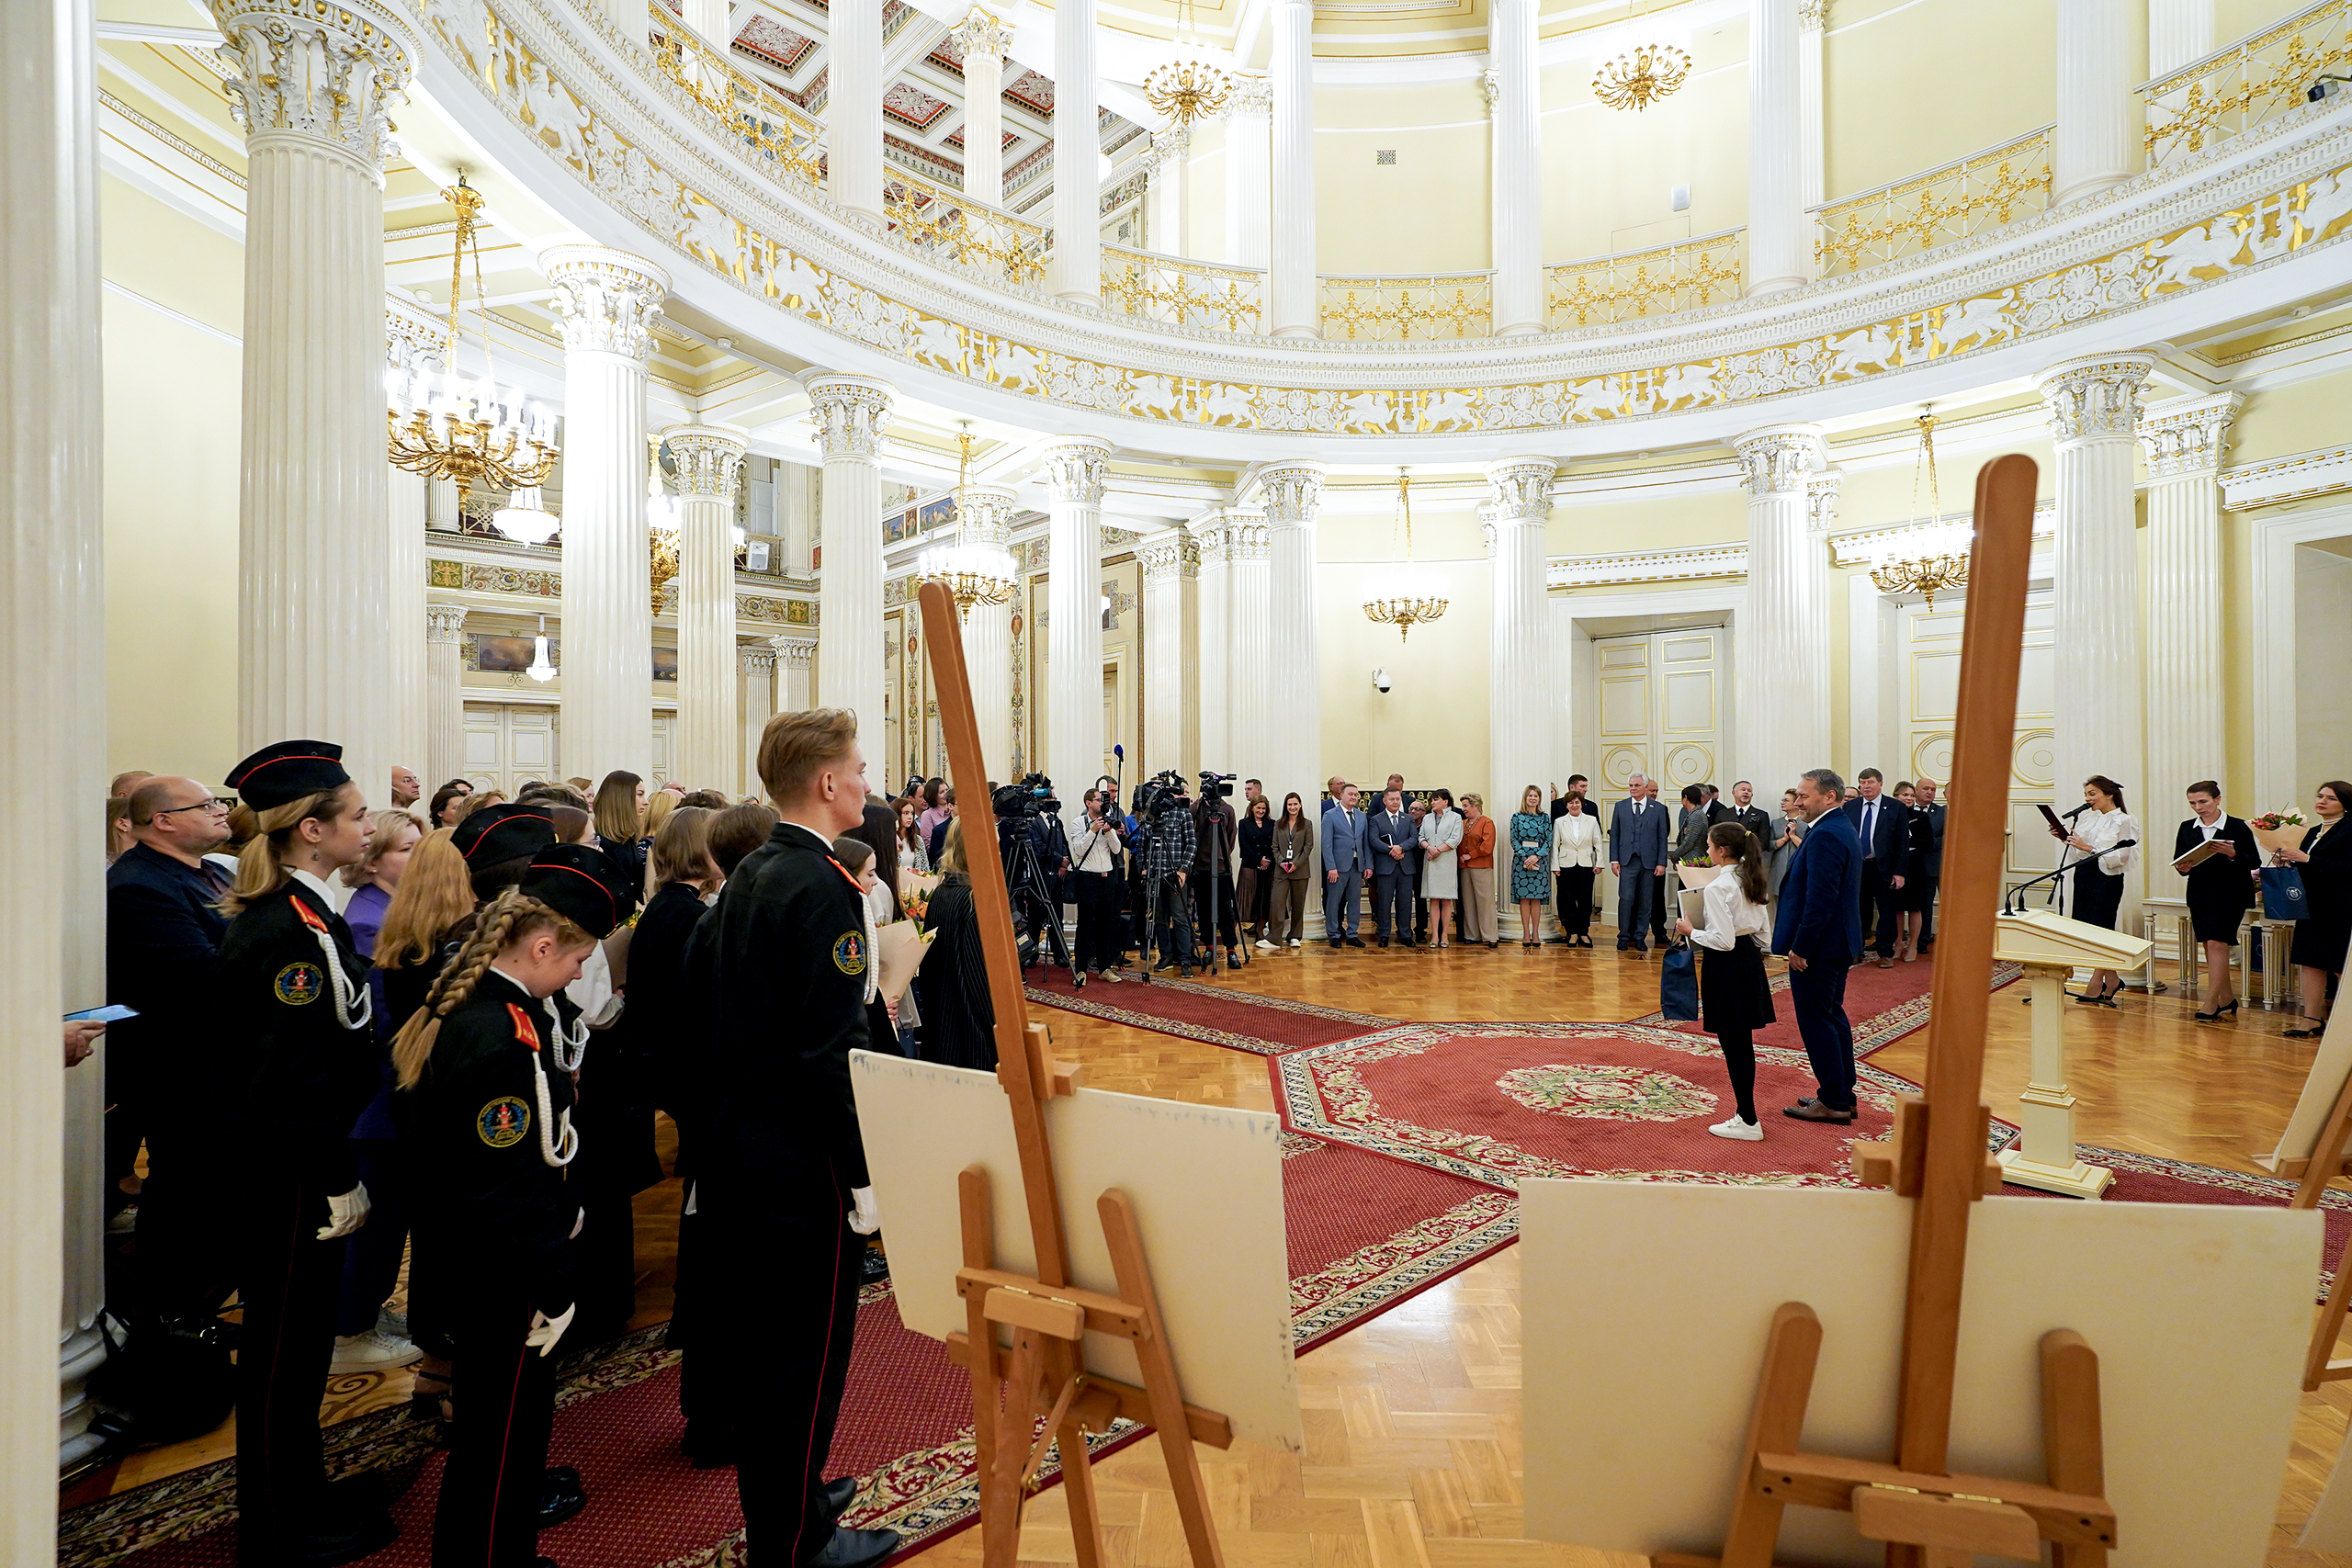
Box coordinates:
[898,868,940,923]
[2251,807,2310,856]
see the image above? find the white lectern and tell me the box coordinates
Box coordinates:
[1989,908,2152,1198]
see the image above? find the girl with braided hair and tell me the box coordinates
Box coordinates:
[392,842,631,1568]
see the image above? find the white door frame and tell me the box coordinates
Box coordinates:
[2251,501,2352,808]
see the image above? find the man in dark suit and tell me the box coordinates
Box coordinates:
[1549,775,1589,820]
[1840,767,1909,968]
[1726,780,1771,842]
[1772,768,1866,1122]
[1607,774,1670,954]
[1912,776,1947,953]
[1366,789,1417,947]
[107,776,236,1323]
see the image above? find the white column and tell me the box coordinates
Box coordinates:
[9,0,107,1484]
[832,0,884,221]
[220,0,415,814]
[1262,465,1326,799]
[1798,0,1826,218]
[773,634,818,716]
[1222,76,1272,270]
[951,9,1012,206]
[1052,0,1102,301]
[1488,0,1544,336]
[425,603,469,790]
[1146,123,1191,257]
[780,459,815,575]
[1141,533,1202,777]
[958,483,1020,776]
[2148,0,2214,76]
[385,307,439,781]
[807,374,894,734]
[545,246,668,787]
[739,643,776,796]
[1734,425,1832,797]
[2137,391,2237,901]
[1269,0,1319,337]
[665,423,749,792]
[1747,0,1807,296]
[425,476,459,532]
[2039,354,2154,910]
[1225,515,1271,782]
[2055,0,2139,207]
[1193,514,1234,770]
[1488,460,1557,927]
[1045,438,1114,798]
[684,0,730,46]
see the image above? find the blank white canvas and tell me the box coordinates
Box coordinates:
[2262,1003,2352,1169]
[849,1050,1304,1453]
[1521,1181,2316,1567]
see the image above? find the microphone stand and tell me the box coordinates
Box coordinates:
[2004,839,2137,915]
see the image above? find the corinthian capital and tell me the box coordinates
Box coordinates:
[950,6,1012,62]
[2034,353,2155,444]
[771,634,819,669]
[664,423,751,499]
[1486,457,1556,525]
[2137,391,2242,480]
[542,246,671,360]
[740,643,778,675]
[803,374,896,460]
[956,484,1019,547]
[425,603,469,643]
[1042,437,1114,506]
[1226,73,1274,118]
[210,0,416,169]
[1140,535,1201,582]
[1733,424,1827,496]
[1806,470,1845,536]
[1260,463,1326,527]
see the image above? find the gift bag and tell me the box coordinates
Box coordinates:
[2261,863,2310,922]
[1660,942,1700,1022]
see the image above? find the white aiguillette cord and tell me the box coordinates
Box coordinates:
[300,903,373,1033]
[517,998,579,1168]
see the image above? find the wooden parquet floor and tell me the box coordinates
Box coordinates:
[72,937,2352,1568]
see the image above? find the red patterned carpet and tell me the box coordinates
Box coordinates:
[1023,968,1393,1054]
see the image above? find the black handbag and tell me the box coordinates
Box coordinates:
[87,1309,235,1446]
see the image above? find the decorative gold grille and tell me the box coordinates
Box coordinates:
[1544,231,1743,328]
[2144,0,2352,169]
[1317,274,1493,341]
[1813,128,2052,276]
[1101,246,1265,333]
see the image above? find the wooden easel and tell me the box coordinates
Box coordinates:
[1660,457,2119,1568]
[2275,1027,2352,1390]
[914,580,1233,1568]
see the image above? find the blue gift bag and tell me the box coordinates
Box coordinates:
[2261,863,2310,922]
[1660,942,1700,1021]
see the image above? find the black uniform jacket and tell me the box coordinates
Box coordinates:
[393,971,579,1318]
[701,822,872,1195]
[220,877,377,1194]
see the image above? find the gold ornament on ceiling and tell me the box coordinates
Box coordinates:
[1591,2,1691,113]
[922,426,1017,620]
[1869,412,1971,609]
[1363,470,1448,642]
[1142,0,1230,126]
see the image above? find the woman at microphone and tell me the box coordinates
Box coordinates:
[2050,774,2138,1007]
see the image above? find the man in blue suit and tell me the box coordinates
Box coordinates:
[1607,773,1670,954]
[1366,788,1418,947]
[1840,766,1909,968]
[1773,768,1866,1122]
[1319,783,1371,948]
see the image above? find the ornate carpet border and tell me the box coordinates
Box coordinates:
[1024,982,1397,1055]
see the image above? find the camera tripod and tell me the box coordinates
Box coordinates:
[1001,816,1072,974]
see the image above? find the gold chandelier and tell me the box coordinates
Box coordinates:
[386,175,559,515]
[1142,0,1230,125]
[1363,470,1448,642]
[1591,3,1690,112]
[1869,412,1971,609]
[922,427,1016,621]
[648,434,683,615]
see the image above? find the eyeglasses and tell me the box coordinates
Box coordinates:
[153,798,233,818]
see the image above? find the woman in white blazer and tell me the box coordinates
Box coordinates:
[1551,795,1603,947]
[1418,789,1464,949]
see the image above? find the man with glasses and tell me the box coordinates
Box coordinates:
[107,778,237,1326]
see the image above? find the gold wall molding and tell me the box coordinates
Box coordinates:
[2219,442,2352,508]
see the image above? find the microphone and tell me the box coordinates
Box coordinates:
[2062,802,2092,818]
[2003,841,2136,912]
[1114,744,1124,759]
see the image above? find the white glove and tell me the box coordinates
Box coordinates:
[317,1183,371,1240]
[569,1206,585,1239]
[526,1302,577,1358]
[846,1186,881,1235]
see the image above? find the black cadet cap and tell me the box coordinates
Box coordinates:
[451,803,559,865]
[519,843,637,940]
[226,741,351,811]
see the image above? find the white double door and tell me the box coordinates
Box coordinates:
[461,703,678,792]
[1590,626,1725,925]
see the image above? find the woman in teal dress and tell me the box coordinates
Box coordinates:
[1510,787,1554,949]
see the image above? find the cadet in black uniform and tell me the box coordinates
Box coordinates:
[700,709,899,1568]
[216,741,390,1567]
[391,844,634,1568]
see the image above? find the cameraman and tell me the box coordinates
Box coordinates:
[1070,789,1126,986]
[1144,785,1198,978]
[1193,781,1245,971]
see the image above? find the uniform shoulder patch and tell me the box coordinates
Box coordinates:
[477,1095,531,1149]
[274,963,324,1006]
[831,930,867,976]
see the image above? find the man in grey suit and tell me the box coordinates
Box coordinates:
[1319,783,1371,948]
[1608,773,1671,954]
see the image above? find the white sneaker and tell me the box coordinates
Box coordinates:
[1255,939,1275,951]
[1707,1114,1764,1142]
[1288,939,1302,948]
[375,1307,410,1340]
[330,1329,424,1374]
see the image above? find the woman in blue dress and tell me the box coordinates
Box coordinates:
[1510,786,1554,948]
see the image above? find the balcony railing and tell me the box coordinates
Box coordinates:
[1544,231,1743,327]
[1318,273,1494,341]
[1812,127,2052,276]
[2144,0,2352,168]
[1101,246,1265,333]
[648,25,823,188]
[882,168,1051,289]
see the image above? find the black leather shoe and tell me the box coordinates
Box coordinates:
[242,1511,397,1568]
[800,1525,903,1568]
[539,1467,586,1530]
[1344,936,1366,948]
[682,1423,736,1470]
[820,1476,860,1522]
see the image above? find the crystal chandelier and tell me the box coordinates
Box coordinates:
[1143,0,1230,125]
[1591,3,1691,112]
[1363,469,1448,642]
[526,615,557,682]
[386,175,559,518]
[921,427,1016,620]
[492,485,560,547]
[1869,412,1971,609]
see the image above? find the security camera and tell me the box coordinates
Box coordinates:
[1374,667,1393,694]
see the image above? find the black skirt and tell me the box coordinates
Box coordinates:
[2070,861,2125,931]
[1698,935,1776,1034]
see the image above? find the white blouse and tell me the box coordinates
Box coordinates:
[1552,811,1603,869]
[2071,806,2139,877]
[1688,874,1770,951]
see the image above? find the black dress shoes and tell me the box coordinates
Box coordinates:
[820,1476,860,1522]
[1344,936,1367,948]
[1782,1100,1856,1124]
[540,1467,587,1529]
[801,1525,903,1568]
[682,1422,737,1470]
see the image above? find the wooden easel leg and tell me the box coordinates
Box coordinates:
[2041,1330,2107,1568]
[1100,1188,1226,1568]
[1720,1303,1821,1568]
[985,1329,1046,1566]
[2294,1066,2352,1210]
[960,1168,1000,1489]
[1047,1337,1106,1568]
[2307,1249,2352,1392]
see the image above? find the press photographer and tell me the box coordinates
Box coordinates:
[1069,787,1127,987]
[991,773,1071,971]
[1193,773,1245,972]
[1128,772,1197,978]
